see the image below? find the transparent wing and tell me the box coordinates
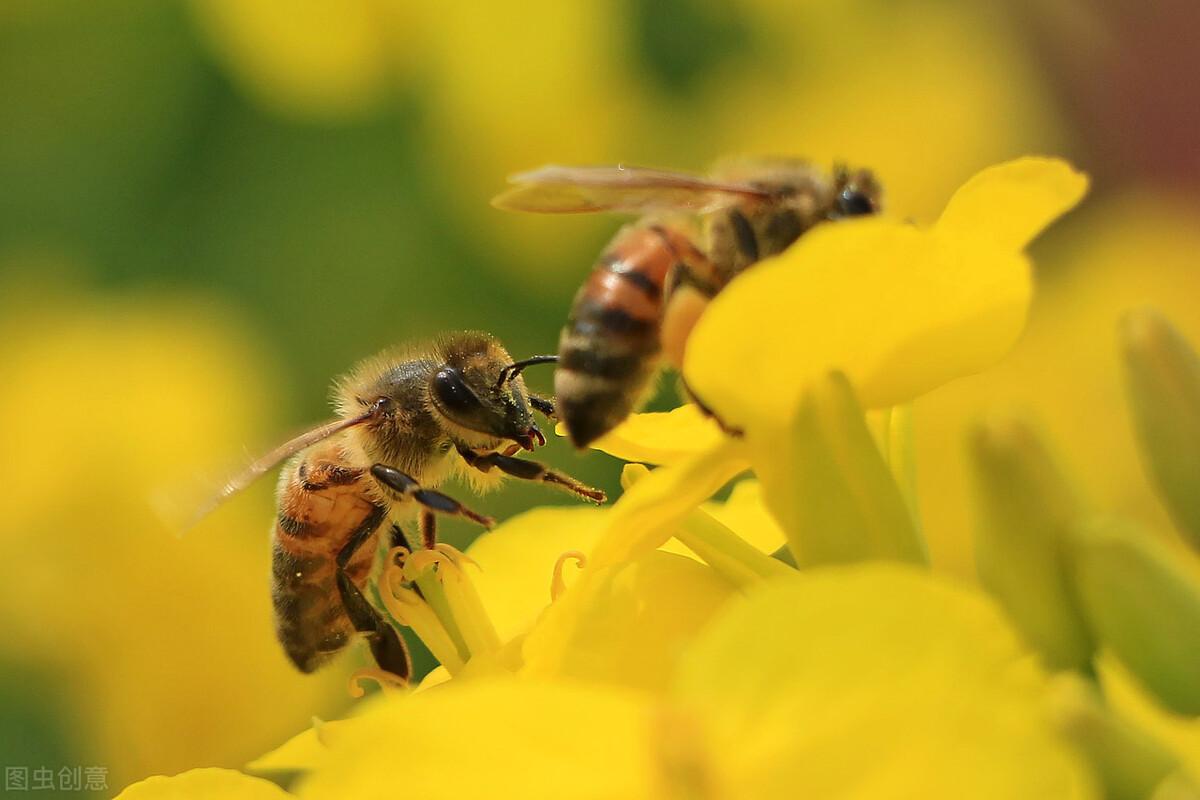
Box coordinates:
[181,408,378,531]
[491,165,773,215]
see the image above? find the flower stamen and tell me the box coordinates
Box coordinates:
[378,578,466,674]
[347,668,408,698]
[550,550,587,601]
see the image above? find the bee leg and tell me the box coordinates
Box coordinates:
[389,523,412,551]
[336,571,411,680]
[370,464,495,529]
[456,446,607,504]
[335,509,411,681]
[419,511,437,550]
[529,394,558,420]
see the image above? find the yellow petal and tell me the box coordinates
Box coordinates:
[466,505,610,642]
[699,480,786,556]
[248,695,391,775]
[936,157,1089,250]
[588,439,748,569]
[116,767,295,799]
[247,726,328,775]
[522,551,736,691]
[674,564,1098,799]
[685,216,1034,428]
[296,680,656,800]
[575,404,725,465]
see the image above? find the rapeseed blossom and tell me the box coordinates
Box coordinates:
[116,156,1200,798]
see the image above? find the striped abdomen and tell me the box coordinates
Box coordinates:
[271,441,384,673]
[556,223,712,447]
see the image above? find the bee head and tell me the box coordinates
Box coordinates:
[428,333,545,451]
[832,165,883,218]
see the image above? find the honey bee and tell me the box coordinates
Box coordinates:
[207,332,605,680]
[492,160,882,446]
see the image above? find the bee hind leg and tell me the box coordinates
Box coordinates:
[335,507,412,681]
[456,446,606,504]
[336,571,411,680]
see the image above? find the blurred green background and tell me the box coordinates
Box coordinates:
[1,0,1197,795]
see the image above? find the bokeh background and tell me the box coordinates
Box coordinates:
[1,0,1197,794]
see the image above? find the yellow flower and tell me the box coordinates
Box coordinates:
[128,565,1098,799]
[188,0,414,119]
[915,192,1200,575]
[580,157,1086,570]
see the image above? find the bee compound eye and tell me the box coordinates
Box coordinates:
[838,187,875,217]
[432,367,479,413]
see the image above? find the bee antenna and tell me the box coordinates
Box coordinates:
[496,355,558,389]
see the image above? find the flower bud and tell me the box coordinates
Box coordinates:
[1068,517,1200,715]
[968,415,1095,672]
[1048,674,1183,800]
[1120,309,1200,551]
[767,371,927,567]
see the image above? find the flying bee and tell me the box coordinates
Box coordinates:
[492,159,883,446]
[205,332,605,681]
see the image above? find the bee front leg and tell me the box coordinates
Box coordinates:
[370,464,495,529]
[456,446,606,504]
[336,508,411,680]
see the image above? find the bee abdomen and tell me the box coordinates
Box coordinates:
[270,543,346,672]
[271,449,383,673]
[556,224,681,447]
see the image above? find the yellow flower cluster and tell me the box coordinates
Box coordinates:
[113,157,1200,798]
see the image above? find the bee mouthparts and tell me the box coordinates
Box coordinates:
[519,425,545,451]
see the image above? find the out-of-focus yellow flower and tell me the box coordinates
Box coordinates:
[189,0,414,119]
[130,565,1098,799]
[702,2,1066,222]
[916,192,1200,575]
[673,566,1096,799]
[186,1,1067,294]
[0,289,347,790]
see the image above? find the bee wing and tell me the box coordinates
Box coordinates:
[182,412,373,531]
[491,165,773,215]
